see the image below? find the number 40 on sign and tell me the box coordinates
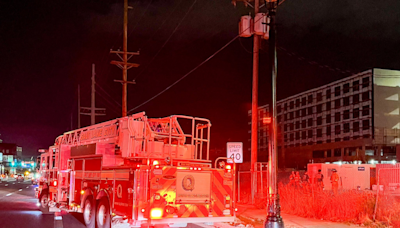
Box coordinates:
[226,142,243,163]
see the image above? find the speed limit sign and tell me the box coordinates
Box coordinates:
[226,142,243,163]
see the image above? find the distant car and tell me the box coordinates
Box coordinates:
[16,174,24,182]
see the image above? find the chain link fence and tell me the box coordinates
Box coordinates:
[373,166,400,226]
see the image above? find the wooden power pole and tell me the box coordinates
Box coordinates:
[79,64,106,126]
[110,0,140,117]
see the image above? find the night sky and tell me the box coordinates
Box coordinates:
[1,0,399,158]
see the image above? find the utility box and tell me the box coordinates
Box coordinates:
[307,163,374,191]
[239,15,252,37]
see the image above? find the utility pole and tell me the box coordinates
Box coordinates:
[232,0,261,204]
[233,1,283,226]
[265,1,283,227]
[80,64,106,126]
[110,0,139,117]
[91,64,96,125]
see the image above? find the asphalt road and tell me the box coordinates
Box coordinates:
[0,178,86,228]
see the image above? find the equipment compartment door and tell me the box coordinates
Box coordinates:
[176,171,211,203]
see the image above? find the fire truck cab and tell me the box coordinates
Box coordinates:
[36,112,235,228]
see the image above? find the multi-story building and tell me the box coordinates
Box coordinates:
[0,142,22,174]
[253,68,400,169]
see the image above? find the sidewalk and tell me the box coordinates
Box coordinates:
[236,204,358,228]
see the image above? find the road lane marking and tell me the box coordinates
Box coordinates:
[54,212,64,228]
[26,186,29,188]
[6,193,12,196]
[5,184,8,186]
[19,189,22,191]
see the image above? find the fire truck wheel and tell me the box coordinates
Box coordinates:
[39,192,49,213]
[96,197,111,228]
[83,196,96,228]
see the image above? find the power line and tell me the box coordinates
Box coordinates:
[128,35,239,114]
[134,0,198,80]
[96,83,122,107]
[128,0,153,38]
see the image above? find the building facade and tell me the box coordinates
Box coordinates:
[253,68,400,169]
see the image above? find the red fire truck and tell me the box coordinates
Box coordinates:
[36,112,235,228]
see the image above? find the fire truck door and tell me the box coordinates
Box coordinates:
[112,170,133,217]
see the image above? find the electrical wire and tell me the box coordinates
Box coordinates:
[134,0,198,80]
[127,35,239,114]
[128,0,154,38]
[140,0,184,50]
[96,83,122,107]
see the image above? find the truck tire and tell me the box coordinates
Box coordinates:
[83,196,96,228]
[96,197,111,228]
[39,192,50,214]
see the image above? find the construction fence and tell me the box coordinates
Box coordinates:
[373,164,400,226]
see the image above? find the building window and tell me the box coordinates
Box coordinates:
[334,148,341,156]
[290,134,294,141]
[284,124,288,131]
[326,126,331,136]
[335,125,341,135]
[308,129,313,138]
[326,114,331,123]
[363,119,370,130]
[343,136,350,141]
[335,112,341,122]
[290,101,294,109]
[308,107,313,115]
[296,132,300,140]
[353,80,359,91]
[301,108,306,116]
[326,102,331,111]
[362,105,370,116]
[353,94,359,104]
[295,121,300,129]
[277,105,282,113]
[326,89,331,99]
[284,134,288,142]
[290,123,294,131]
[308,118,313,127]
[353,108,359,118]
[343,83,350,93]
[362,91,370,101]
[290,112,294,119]
[343,110,350,120]
[296,110,300,118]
[302,120,306,128]
[317,116,322,125]
[308,94,313,104]
[317,92,322,102]
[362,77,370,88]
[296,99,300,107]
[284,103,287,111]
[344,123,350,133]
[335,99,341,108]
[278,115,282,122]
[317,104,322,113]
[302,131,306,139]
[302,97,306,106]
[317,129,322,137]
[343,97,350,106]
[353,122,359,132]
[335,86,341,97]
